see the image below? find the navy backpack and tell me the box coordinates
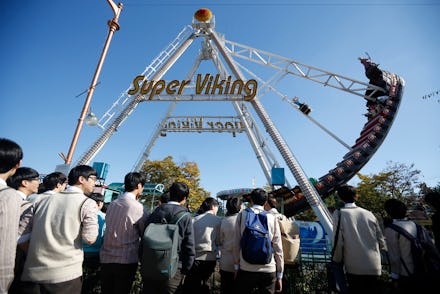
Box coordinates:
[241,208,273,264]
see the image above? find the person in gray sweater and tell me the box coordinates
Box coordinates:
[332,185,387,294]
[384,198,418,293]
[183,197,221,293]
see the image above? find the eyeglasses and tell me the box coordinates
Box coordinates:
[88,175,97,181]
[26,177,40,182]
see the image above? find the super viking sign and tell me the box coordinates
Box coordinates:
[128,73,258,101]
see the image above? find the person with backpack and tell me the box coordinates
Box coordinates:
[100,172,149,294]
[424,191,440,252]
[141,182,195,294]
[332,185,387,294]
[233,188,284,294]
[384,198,440,293]
[183,197,221,293]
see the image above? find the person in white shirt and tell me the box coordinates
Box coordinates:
[233,188,284,294]
[6,167,39,203]
[29,171,67,202]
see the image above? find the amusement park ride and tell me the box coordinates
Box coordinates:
[68,8,404,237]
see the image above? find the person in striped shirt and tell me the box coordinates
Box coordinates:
[100,172,149,294]
[0,138,23,294]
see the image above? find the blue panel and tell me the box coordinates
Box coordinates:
[271,167,285,186]
[296,221,331,255]
[92,162,110,180]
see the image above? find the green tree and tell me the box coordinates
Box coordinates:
[355,161,422,217]
[296,162,423,220]
[140,156,210,212]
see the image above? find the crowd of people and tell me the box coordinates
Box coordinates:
[1,137,439,294]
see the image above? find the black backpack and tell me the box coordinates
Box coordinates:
[388,223,440,275]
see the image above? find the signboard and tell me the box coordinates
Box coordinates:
[296,221,331,260]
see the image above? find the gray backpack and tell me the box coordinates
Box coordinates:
[141,210,188,280]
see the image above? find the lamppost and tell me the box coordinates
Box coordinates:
[61,0,123,165]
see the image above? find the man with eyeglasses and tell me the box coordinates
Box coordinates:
[18,165,99,294]
[6,167,40,204]
[28,171,67,203]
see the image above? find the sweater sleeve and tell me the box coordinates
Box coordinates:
[232,211,243,270]
[81,198,99,244]
[271,216,284,278]
[332,211,344,263]
[384,227,402,278]
[375,217,387,252]
[180,213,195,274]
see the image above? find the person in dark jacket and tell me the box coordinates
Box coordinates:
[141,182,195,294]
[425,191,440,252]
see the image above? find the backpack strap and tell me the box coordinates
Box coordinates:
[171,210,189,225]
[79,197,90,222]
[387,223,415,241]
[331,209,342,259]
[388,223,415,275]
[0,186,12,193]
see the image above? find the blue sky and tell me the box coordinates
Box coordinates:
[1,0,439,197]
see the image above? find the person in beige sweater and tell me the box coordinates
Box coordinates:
[332,185,387,294]
[19,165,99,294]
[233,188,284,294]
[219,195,242,294]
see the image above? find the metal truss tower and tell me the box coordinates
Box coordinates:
[75,10,405,238]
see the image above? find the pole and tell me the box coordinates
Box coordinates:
[64,1,123,164]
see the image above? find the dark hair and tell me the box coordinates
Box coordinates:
[197,197,219,214]
[384,199,407,219]
[37,183,46,194]
[267,194,277,209]
[43,172,67,191]
[336,185,357,203]
[124,172,146,192]
[160,191,170,204]
[0,138,23,173]
[169,182,189,202]
[226,195,242,216]
[68,165,97,186]
[6,167,39,189]
[250,188,268,206]
[425,191,440,211]
[88,192,105,204]
[101,202,110,213]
